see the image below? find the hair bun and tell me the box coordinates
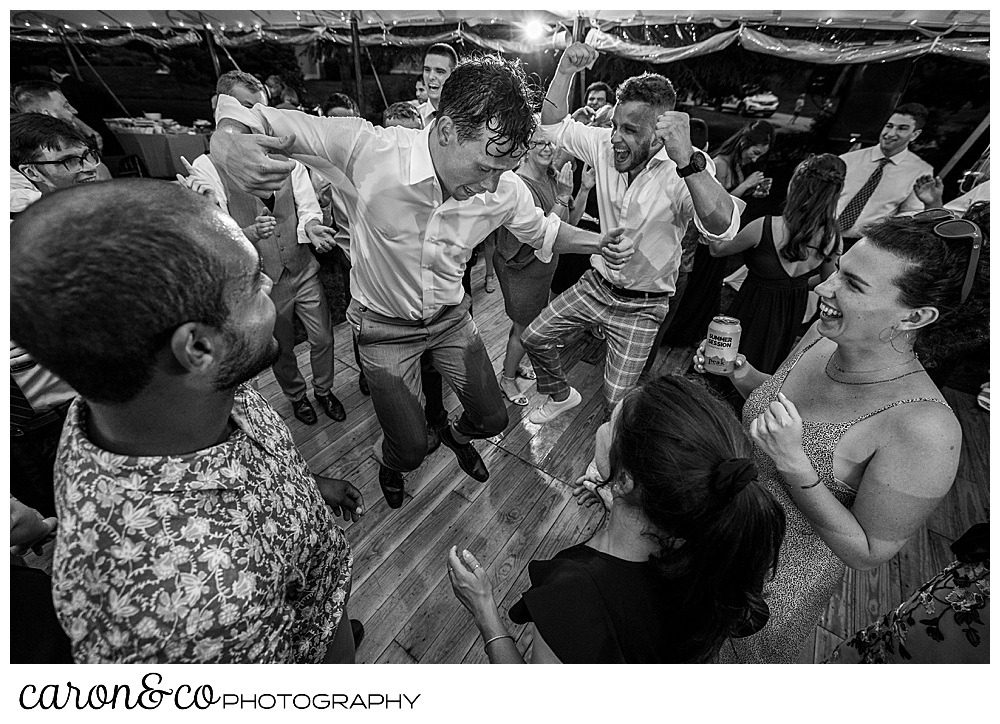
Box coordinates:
[711,458,757,503]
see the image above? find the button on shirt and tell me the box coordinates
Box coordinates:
[837,146,932,238]
[216,96,561,321]
[543,116,741,293]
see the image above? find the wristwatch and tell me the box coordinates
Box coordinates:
[676,151,707,178]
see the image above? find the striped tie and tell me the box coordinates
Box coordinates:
[10,376,35,426]
[838,157,891,233]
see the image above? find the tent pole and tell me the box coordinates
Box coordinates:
[59,31,84,81]
[204,29,222,80]
[365,48,389,110]
[350,14,366,116]
[573,15,586,110]
[938,113,990,180]
[68,42,133,117]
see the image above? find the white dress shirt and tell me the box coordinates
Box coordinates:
[945,180,990,214]
[837,146,933,237]
[10,167,42,213]
[215,96,561,321]
[186,154,322,247]
[415,100,436,127]
[543,116,741,293]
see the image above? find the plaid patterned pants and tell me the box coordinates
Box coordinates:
[521,270,670,408]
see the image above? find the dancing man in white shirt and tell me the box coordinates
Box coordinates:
[522,42,741,423]
[208,55,633,508]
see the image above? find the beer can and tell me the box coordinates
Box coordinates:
[704,316,742,374]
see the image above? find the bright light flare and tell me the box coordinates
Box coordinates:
[524,20,544,39]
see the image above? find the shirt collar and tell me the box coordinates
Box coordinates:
[871,146,906,165]
[409,124,437,186]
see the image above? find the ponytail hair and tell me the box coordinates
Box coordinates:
[607,375,786,662]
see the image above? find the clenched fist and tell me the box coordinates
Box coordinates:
[654,111,695,166]
[557,42,598,75]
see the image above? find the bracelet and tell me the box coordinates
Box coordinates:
[483,633,513,649]
[799,478,823,490]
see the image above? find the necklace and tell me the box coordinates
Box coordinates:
[824,357,924,386]
[830,350,919,374]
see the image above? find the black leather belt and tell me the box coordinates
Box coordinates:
[595,271,671,300]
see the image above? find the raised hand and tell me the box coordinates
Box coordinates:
[557,42,599,75]
[913,174,945,208]
[654,111,695,165]
[210,126,298,198]
[175,156,221,208]
[749,392,809,471]
[581,164,597,190]
[555,161,574,196]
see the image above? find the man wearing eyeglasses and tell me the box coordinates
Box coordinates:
[11,113,106,200]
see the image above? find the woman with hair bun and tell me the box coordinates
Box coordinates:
[447,374,786,663]
[695,205,989,663]
[710,153,846,373]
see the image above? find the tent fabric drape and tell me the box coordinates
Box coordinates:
[583,26,989,65]
[12,23,989,66]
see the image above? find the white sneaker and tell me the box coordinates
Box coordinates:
[528,387,582,424]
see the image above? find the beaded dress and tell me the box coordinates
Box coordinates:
[721,338,951,663]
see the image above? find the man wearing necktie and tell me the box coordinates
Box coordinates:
[837,103,934,249]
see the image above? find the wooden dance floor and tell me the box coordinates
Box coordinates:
[259,261,989,664]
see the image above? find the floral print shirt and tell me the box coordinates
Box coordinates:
[51,385,352,663]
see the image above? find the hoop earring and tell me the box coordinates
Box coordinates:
[890,329,913,355]
[878,325,898,344]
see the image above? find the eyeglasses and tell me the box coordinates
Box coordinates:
[528,139,554,150]
[913,208,984,304]
[30,148,101,173]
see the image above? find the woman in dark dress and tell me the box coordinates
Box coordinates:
[447,375,785,663]
[663,120,775,346]
[710,153,845,373]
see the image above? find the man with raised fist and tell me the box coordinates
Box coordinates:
[522,42,742,422]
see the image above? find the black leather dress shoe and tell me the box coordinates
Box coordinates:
[317,393,346,422]
[439,425,489,482]
[358,374,370,396]
[350,619,365,649]
[292,398,318,425]
[378,465,406,509]
[425,424,442,457]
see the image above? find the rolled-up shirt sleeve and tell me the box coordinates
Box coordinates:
[290,161,323,244]
[682,155,743,242]
[503,174,562,263]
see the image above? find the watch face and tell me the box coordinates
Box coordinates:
[692,151,706,171]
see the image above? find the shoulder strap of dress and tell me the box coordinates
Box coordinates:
[849,397,953,425]
[773,336,823,383]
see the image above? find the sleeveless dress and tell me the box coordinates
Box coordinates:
[726,216,822,374]
[721,338,953,663]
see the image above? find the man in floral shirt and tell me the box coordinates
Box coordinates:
[10,179,364,663]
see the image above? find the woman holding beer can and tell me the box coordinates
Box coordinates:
[709,153,846,374]
[693,208,989,663]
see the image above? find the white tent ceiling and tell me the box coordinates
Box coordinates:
[10,9,991,34]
